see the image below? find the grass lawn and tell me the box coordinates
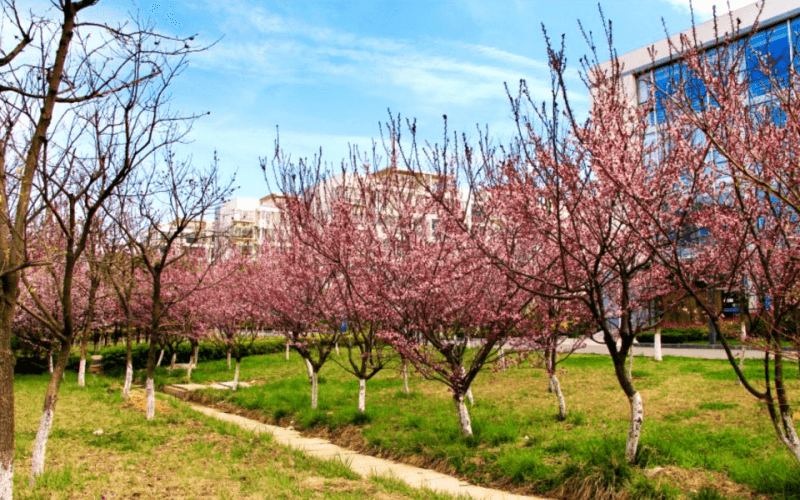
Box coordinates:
[13,371,457,500]
[158,350,800,500]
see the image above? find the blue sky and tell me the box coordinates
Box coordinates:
[89,0,755,198]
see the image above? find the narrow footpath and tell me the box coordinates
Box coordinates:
[188,404,548,500]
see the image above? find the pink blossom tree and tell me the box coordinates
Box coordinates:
[600,19,800,462]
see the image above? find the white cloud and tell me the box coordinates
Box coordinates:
[190,0,554,110]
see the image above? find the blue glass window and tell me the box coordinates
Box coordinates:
[746,21,790,96]
[652,61,706,123]
[793,17,800,74]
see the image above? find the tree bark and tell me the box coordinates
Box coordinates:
[156,348,164,367]
[48,350,53,374]
[78,332,88,387]
[654,328,663,362]
[737,321,746,384]
[627,348,634,381]
[626,391,644,463]
[310,369,319,410]
[466,386,474,406]
[30,341,72,484]
[226,346,232,370]
[232,358,240,391]
[358,378,366,413]
[454,393,473,437]
[285,341,290,361]
[145,342,158,420]
[551,374,567,420]
[168,351,176,373]
[402,359,410,395]
[122,328,133,400]
[0,292,18,500]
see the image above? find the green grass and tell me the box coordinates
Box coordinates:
[155,350,800,500]
[12,371,459,500]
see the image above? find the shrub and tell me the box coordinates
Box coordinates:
[638,323,710,344]
[98,336,285,375]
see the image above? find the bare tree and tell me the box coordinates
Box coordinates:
[0,2,205,488]
[112,150,233,420]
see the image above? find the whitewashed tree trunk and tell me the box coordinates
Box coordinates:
[466,386,474,406]
[77,357,86,387]
[335,343,340,356]
[551,374,567,420]
[156,349,164,367]
[285,342,290,361]
[627,348,634,381]
[305,357,314,381]
[191,343,199,368]
[654,328,663,362]
[186,361,194,381]
[358,378,366,413]
[625,391,644,463]
[122,362,133,400]
[402,360,410,395]
[146,377,155,420]
[455,394,473,437]
[737,322,747,384]
[780,412,800,462]
[47,351,53,374]
[310,370,319,410]
[226,348,232,370]
[232,360,240,391]
[0,461,11,500]
[29,407,53,484]
[168,352,176,373]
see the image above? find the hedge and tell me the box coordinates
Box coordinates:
[637,324,710,344]
[13,337,286,376]
[99,337,286,376]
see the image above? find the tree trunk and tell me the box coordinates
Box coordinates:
[30,341,72,484]
[335,342,340,356]
[305,357,314,381]
[654,328,663,362]
[358,378,366,413]
[122,330,133,400]
[310,369,319,410]
[232,359,240,391]
[627,348,634,381]
[402,359,410,395]
[186,359,194,381]
[78,333,88,388]
[625,391,644,463]
[551,373,567,420]
[454,393,473,437]
[737,321,747,385]
[168,351,176,373]
[156,348,164,367]
[285,341,290,361]
[145,342,158,420]
[191,342,199,367]
[226,346,232,370]
[466,386,474,406]
[48,350,53,374]
[0,292,19,500]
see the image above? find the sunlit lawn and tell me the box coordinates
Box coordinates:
[13,371,456,500]
[165,349,800,499]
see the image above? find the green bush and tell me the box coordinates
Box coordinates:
[98,337,285,375]
[638,324,710,344]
